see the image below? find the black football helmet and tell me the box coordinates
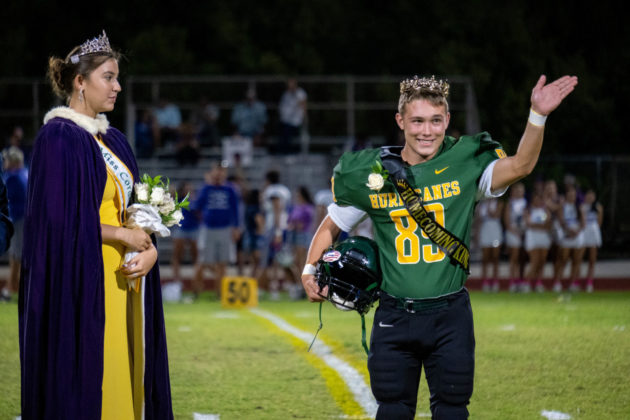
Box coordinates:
[315,236,382,315]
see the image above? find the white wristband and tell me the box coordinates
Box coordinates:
[528,108,547,127]
[302,263,317,276]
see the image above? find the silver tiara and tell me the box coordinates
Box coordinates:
[400,75,450,98]
[70,30,112,64]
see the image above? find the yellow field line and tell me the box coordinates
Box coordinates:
[249,308,377,418]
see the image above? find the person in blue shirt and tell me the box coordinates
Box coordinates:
[1,147,24,301]
[230,88,267,145]
[0,153,14,301]
[170,181,200,283]
[191,162,240,299]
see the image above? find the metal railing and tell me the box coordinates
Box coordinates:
[122,74,481,150]
[0,74,481,151]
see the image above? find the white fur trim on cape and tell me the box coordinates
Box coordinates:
[43,106,110,135]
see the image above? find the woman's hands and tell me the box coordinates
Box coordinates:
[101,224,157,280]
[102,224,152,251]
[119,227,152,251]
[120,244,158,279]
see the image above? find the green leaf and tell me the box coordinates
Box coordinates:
[178,193,190,210]
[371,160,383,174]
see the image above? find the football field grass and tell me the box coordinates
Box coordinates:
[1,291,629,419]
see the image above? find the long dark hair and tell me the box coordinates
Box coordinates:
[298,185,313,205]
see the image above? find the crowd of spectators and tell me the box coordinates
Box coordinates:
[164,124,377,302]
[0,126,29,302]
[133,78,309,165]
[166,166,321,301]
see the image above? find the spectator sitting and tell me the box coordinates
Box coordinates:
[175,123,201,166]
[231,88,267,147]
[222,125,253,168]
[277,77,307,154]
[134,109,156,158]
[153,97,182,149]
[191,96,220,148]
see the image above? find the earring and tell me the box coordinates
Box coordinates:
[79,88,84,103]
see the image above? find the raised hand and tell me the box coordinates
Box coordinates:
[531,75,578,116]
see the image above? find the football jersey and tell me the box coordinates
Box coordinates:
[332,132,505,298]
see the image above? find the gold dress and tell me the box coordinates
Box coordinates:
[100,170,143,419]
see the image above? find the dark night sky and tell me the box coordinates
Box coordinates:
[1,1,627,153]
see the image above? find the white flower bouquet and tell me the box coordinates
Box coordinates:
[124,174,190,291]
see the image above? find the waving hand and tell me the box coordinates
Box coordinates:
[531,75,578,116]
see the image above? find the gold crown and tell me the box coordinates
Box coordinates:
[69,30,112,64]
[400,75,450,98]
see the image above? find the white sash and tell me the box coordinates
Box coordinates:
[94,135,134,223]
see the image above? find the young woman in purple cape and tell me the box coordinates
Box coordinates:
[19,31,173,419]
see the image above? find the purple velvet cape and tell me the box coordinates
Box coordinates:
[18,117,173,419]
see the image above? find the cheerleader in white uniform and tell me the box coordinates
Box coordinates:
[477,197,504,292]
[543,180,564,291]
[553,186,586,292]
[503,183,527,292]
[581,189,603,292]
[524,192,552,292]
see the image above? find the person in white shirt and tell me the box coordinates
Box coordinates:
[476,197,504,292]
[259,170,291,298]
[553,186,586,292]
[581,188,603,292]
[523,191,553,292]
[277,78,307,153]
[503,182,528,291]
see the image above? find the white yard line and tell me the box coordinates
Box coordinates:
[541,410,572,419]
[193,413,220,420]
[250,308,378,418]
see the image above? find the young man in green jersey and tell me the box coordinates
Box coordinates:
[301,74,578,419]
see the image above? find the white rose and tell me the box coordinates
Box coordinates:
[159,198,176,215]
[150,186,165,206]
[366,173,385,191]
[166,209,184,227]
[135,183,149,202]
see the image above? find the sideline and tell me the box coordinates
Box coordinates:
[249,308,378,418]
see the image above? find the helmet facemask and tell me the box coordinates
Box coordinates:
[315,237,382,315]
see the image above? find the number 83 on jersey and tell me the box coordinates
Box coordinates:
[390,203,446,264]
